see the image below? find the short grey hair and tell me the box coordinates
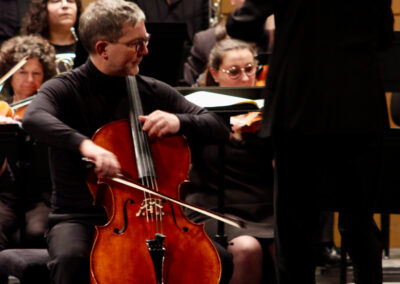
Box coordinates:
[79,0,146,54]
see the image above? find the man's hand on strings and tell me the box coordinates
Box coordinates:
[79,139,120,177]
[138,110,180,140]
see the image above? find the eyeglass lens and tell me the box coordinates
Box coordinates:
[135,37,150,52]
[225,64,256,79]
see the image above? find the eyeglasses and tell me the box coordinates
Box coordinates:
[220,63,256,80]
[48,0,76,4]
[114,34,151,52]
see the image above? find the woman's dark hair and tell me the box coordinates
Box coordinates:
[20,0,82,39]
[0,35,57,97]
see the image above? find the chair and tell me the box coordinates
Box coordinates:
[0,249,50,284]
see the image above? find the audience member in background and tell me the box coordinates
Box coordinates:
[185,38,275,284]
[0,35,56,250]
[130,0,209,44]
[20,0,83,73]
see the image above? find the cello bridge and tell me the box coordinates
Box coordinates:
[136,198,164,217]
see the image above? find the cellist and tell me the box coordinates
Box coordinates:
[22,0,232,283]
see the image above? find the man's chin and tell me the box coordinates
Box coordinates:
[127,65,140,76]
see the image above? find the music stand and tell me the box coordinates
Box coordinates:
[177,87,264,247]
[139,23,189,87]
[0,125,25,157]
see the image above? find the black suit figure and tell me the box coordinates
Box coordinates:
[130,0,209,44]
[227,0,394,283]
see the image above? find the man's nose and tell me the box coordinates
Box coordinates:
[137,43,149,56]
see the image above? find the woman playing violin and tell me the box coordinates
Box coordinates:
[187,38,275,284]
[22,1,231,283]
[0,34,56,251]
[0,35,56,105]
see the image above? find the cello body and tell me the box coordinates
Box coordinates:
[87,120,221,284]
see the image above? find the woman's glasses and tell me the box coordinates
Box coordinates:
[220,63,256,80]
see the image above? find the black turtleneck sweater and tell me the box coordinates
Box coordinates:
[22,59,229,213]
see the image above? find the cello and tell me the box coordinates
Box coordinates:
[87,76,231,284]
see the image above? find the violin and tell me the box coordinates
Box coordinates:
[0,95,35,120]
[0,96,35,176]
[0,101,14,117]
[0,55,32,120]
[230,111,262,141]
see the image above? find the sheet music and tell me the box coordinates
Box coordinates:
[185,91,264,109]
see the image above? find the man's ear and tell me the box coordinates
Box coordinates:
[95,40,109,60]
[209,68,219,83]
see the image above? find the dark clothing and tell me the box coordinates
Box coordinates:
[0,0,30,46]
[183,27,217,86]
[46,220,95,284]
[130,0,209,44]
[390,92,400,126]
[226,1,393,283]
[274,134,384,283]
[227,0,392,137]
[0,111,51,250]
[22,59,231,283]
[0,156,51,251]
[185,134,275,283]
[23,59,229,213]
[0,0,18,45]
[0,199,49,250]
[186,135,274,240]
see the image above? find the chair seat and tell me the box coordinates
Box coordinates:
[0,249,50,284]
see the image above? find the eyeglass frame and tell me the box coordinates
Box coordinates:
[110,33,151,52]
[220,62,257,80]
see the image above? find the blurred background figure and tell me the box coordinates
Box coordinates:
[0,34,56,250]
[129,0,209,44]
[20,0,83,73]
[0,0,31,47]
[185,38,275,284]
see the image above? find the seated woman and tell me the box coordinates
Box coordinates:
[185,38,275,284]
[20,0,84,73]
[0,34,56,250]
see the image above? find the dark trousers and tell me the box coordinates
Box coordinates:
[47,222,92,284]
[273,133,383,284]
[0,199,50,250]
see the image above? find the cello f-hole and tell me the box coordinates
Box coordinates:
[114,199,135,234]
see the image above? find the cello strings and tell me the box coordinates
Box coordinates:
[126,77,151,223]
[126,76,162,236]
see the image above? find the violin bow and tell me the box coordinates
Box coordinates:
[0,56,29,93]
[99,173,246,229]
